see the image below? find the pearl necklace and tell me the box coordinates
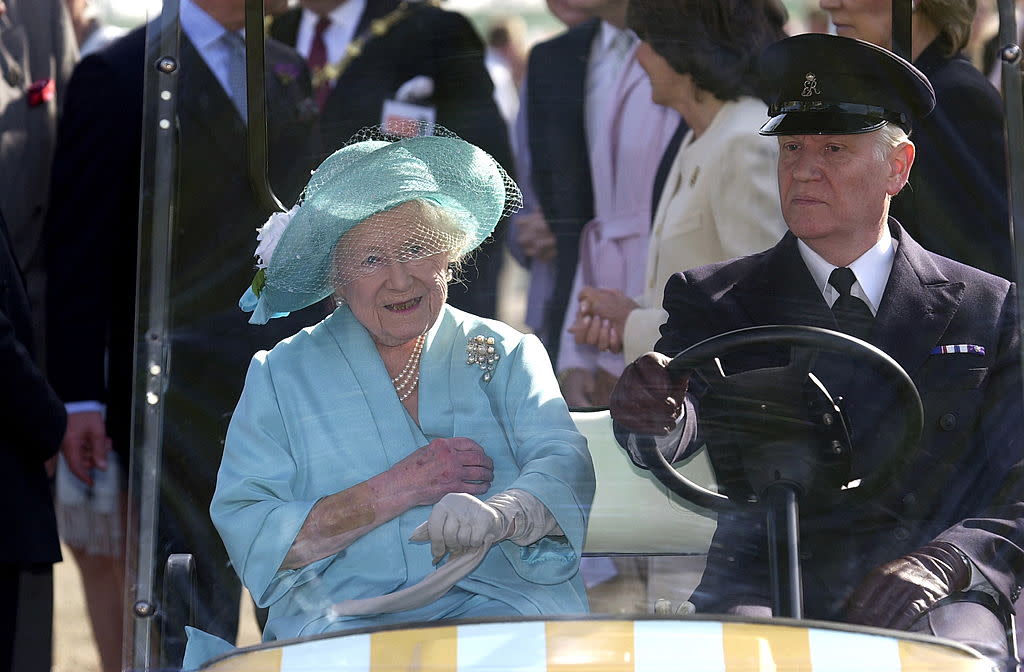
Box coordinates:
[392,333,426,402]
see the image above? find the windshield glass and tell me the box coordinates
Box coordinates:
[38,0,1024,670]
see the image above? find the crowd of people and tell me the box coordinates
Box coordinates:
[2,0,1023,670]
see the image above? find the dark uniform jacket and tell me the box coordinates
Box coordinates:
[890,37,1011,279]
[642,221,1024,619]
[0,209,65,566]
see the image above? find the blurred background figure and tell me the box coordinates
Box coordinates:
[820,0,1011,279]
[0,205,68,672]
[50,5,127,672]
[572,0,789,367]
[0,3,76,670]
[269,0,513,319]
[63,0,125,57]
[0,0,76,361]
[504,0,592,358]
[486,15,527,88]
[511,0,680,613]
[45,0,321,667]
[527,0,681,409]
[484,15,528,131]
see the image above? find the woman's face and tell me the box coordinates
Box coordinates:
[819,0,893,48]
[333,201,452,347]
[636,41,693,111]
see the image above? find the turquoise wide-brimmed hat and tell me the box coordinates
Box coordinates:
[241,130,521,324]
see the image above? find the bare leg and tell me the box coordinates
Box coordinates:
[67,546,124,672]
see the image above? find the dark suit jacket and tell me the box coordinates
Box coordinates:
[648,222,1024,619]
[0,0,77,358]
[45,26,321,460]
[270,2,512,318]
[0,209,65,565]
[890,37,1011,279]
[524,20,597,363]
[269,1,511,165]
[44,26,321,643]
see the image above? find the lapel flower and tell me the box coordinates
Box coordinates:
[27,78,55,107]
[273,62,301,87]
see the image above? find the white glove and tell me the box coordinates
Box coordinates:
[410,493,513,564]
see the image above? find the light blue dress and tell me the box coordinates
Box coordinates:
[185,304,594,667]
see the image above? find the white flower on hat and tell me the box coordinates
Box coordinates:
[255,204,299,269]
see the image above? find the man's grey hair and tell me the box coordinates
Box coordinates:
[873,123,911,162]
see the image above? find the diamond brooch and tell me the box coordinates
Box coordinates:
[466,334,499,382]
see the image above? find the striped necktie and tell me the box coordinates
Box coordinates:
[222,30,247,122]
[308,16,332,111]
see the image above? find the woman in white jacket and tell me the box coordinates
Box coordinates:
[568,0,790,363]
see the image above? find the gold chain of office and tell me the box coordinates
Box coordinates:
[310,0,440,89]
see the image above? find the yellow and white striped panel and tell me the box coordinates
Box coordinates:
[204,619,994,672]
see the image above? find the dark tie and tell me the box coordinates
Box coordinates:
[308,16,331,111]
[828,267,874,341]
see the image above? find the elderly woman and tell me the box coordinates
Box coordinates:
[568,0,789,365]
[819,0,1010,279]
[184,132,594,665]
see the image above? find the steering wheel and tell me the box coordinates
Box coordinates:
[637,325,923,514]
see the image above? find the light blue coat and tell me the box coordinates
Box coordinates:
[209,304,594,646]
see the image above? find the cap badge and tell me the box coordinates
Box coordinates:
[801,72,820,97]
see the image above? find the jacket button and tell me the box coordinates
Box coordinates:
[894,526,910,541]
[902,493,916,506]
[939,412,957,431]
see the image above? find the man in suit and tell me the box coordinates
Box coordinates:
[269,0,512,319]
[0,4,75,669]
[519,0,680,399]
[45,0,321,664]
[0,206,67,672]
[611,34,1023,660]
[0,0,77,361]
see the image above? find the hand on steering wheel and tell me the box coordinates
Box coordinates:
[609,352,691,436]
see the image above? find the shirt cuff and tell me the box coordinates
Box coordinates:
[65,400,105,416]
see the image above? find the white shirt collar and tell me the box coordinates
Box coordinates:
[296,0,367,61]
[796,226,897,315]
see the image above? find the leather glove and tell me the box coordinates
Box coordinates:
[410,493,514,564]
[609,352,690,436]
[845,541,971,630]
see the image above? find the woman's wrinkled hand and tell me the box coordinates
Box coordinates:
[409,492,511,564]
[391,437,494,507]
